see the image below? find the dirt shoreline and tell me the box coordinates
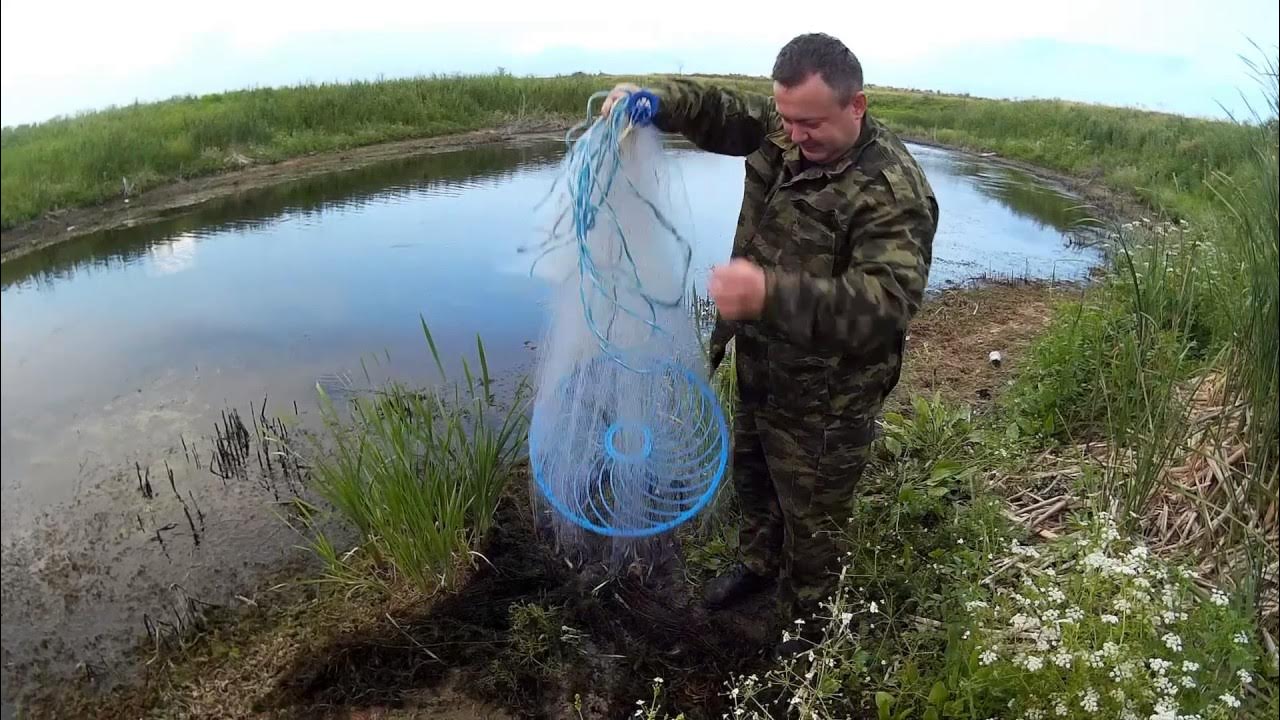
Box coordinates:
[0,122,1134,264]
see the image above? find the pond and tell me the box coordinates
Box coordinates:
[0,135,1100,709]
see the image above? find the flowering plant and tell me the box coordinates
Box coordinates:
[956,515,1261,720]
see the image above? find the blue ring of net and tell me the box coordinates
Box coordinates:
[529,356,729,537]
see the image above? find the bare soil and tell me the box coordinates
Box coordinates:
[894,279,1074,411]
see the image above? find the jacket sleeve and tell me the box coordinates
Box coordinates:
[758,168,937,355]
[649,78,781,157]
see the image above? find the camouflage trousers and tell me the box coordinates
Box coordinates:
[732,401,875,621]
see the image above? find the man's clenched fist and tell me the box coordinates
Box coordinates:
[709,259,767,321]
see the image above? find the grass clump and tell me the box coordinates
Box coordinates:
[298,320,528,596]
[481,601,588,703]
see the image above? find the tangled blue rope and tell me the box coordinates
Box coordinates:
[527,89,693,373]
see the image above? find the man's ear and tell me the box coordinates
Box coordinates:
[850,90,868,118]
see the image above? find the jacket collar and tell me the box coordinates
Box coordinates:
[768,113,880,183]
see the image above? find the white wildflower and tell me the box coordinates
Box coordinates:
[1023,655,1045,672]
[1103,641,1120,658]
[1210,589,1229,607]
[1114,597,1132,613]
[1149,658,1173,674]
[980,648,999,666]
[1151,699,1177,720]
[868,601,878,614]
[1010,614,1039,631]
[1219,693,1240,709]
[1181,661,1199,673]
[1084,551,1110,571]
[1238,669,1252,685]
[1065,606,1084,623]
[1233,631,1250,645]
[1180,675,1196,689]
[1161,610,1179,624]
[1043,608,1061,622]
[1054,701,1068,717]
[965,600,989,611]
[1088,651,1105,668]
[1162,633,1182,652]
[1053,650,1072,668]
[1080,688,1099,713]
[1102,614,1120,625]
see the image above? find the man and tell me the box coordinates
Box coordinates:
[604,33,938,644]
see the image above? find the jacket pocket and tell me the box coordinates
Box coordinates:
[766,343,833,412]
[789,194,841,277]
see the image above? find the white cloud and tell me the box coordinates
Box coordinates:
[1,0,1276,124]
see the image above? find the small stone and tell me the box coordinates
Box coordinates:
[988,350,1003,367]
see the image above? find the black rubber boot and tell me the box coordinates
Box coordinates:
[704,563,774,609]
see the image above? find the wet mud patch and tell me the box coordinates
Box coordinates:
[263,490,776,719]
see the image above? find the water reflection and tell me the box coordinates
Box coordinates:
[1,141,566,292]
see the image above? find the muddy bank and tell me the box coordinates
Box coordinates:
[17,280,1068,720]
[0,118,574,263]
[24,480,779,720]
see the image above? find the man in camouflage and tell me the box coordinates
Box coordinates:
[605,34,938,644]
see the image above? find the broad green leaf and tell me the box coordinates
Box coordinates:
[875,691,894,720]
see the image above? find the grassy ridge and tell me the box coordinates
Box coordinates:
[871,87,1266,219]
[0,74,602,228]
[0,72,1266,229]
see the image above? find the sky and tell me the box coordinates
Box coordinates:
[1,0,1277,127]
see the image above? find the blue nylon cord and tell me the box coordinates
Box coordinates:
[526,89,692,373]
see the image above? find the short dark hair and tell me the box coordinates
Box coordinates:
[771,33,864,105]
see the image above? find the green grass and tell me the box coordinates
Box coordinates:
[0,73,603,228]
[1005,56,1277,545]
[0,69,1268,230]
[295,320,529,595]
[871,87,1266,220]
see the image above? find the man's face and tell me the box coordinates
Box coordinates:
[774,73,866,164]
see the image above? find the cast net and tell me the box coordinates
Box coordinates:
[524,90,729,543]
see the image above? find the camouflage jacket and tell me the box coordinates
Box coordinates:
[650,78,938,420]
